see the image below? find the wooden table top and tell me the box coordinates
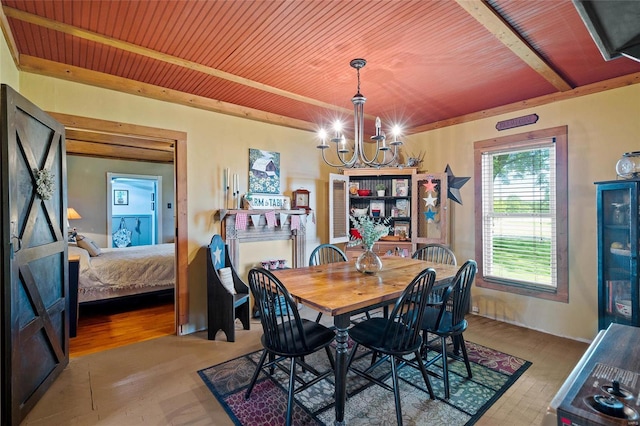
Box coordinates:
[272,257,458,317]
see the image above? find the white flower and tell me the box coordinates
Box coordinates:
[348,215,391,248]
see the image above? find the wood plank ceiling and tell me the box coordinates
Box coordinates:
[2,0,640,145]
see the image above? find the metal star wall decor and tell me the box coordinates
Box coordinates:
[423,193,437,207]
[424,209,437,222]
[422,178,437,192]
[444,164,470,205]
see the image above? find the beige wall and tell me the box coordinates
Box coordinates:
[403,84,640,341]
[0,30,18,89]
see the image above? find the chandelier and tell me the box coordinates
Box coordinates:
[317,58,402,168]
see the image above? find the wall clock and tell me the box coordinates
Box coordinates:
[292,188,310,210]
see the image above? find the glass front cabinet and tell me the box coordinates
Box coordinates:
[596,179,640,330]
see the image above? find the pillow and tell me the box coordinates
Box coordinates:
[76,235,102,257]
[217,267,236,295]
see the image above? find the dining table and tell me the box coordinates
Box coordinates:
[272,256,458,425]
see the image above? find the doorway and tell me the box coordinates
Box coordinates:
[107,173,163,247]
[49,111,188,336]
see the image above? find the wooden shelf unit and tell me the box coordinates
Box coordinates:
[329,168,449,258]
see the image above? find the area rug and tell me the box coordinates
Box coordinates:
[198,340,531,425]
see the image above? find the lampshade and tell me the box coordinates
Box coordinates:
[67,208,82,220]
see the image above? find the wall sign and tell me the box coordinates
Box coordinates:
[243,193,290,210]
[496,114,539,131]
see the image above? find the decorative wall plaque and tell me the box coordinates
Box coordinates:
[496,114,539,131]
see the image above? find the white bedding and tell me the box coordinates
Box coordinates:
[69,243,175,303]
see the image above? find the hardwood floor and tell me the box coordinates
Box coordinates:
[69,294,175,358]
[26,307,590,425]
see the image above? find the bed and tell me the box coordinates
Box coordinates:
[68,243,175,303]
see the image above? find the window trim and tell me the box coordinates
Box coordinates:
[473,126,568,302]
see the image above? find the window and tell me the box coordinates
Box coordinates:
[474,126,568,302]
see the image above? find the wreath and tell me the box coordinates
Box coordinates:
[34,168,55,200]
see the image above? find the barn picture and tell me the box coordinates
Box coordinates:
[249,148,281,194]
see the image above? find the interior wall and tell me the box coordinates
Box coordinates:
[0,30,18,89]
[16,71,329,334]
[402,83,640,342]
[67,156,175,246]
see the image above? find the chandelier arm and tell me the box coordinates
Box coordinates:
[377,146,401,167]
[358,140,383,165]
[361,144,399,167]
[320,145,357,168]
[339,142,359,167]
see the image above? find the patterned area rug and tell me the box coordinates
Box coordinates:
[198,340,531,425]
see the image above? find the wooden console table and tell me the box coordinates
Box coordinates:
[217,209,308,269]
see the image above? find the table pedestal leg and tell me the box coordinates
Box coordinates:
[334,314,350,426]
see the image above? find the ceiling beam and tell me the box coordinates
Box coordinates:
[456,0,573,92]
[21,55,316,132]
[0,5,20,66]
[3,6,354,117]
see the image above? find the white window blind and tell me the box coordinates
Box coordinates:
[481,139,557,288]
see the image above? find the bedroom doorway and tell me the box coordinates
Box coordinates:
[51,112,188,342]
[107,173,163,247]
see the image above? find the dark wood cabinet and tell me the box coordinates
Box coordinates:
[595,179,640,330]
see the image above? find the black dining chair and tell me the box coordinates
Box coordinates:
[421,259,477,399]
[245,267,336,426]
[309,243,348,266]
[413,243,458,308]
[309,243,347,323]
[412,243,457,266]
[346,268,436,426]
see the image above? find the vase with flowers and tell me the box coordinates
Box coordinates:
[349,215,391,274]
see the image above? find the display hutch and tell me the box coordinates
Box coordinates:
[595,179,640,330]
[329,168,449,259]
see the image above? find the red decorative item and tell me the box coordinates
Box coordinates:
[350,228,362,239]
[357,189,371,196]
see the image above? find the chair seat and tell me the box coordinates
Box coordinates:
[233,292,249,308]
[349,318,420,354]
[263,318,336,357]
[422,307,467,335]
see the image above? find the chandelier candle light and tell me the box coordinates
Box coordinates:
[317,59,403,168]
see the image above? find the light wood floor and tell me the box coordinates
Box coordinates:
[24,306,589,426]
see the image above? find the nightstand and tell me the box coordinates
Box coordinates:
[68,254,80,338]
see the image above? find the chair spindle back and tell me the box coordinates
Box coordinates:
[248,268,310,354]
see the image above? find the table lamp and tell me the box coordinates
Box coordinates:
[67,207,82,242]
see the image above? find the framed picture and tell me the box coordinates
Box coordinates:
[370,200,385,217]
[394,221,410,238]
[114,190,128,205]
[249,148,281,194]
[395,199,409,217]
[392,178,409,196]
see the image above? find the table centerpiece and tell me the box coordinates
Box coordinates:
[349,215,391,274]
